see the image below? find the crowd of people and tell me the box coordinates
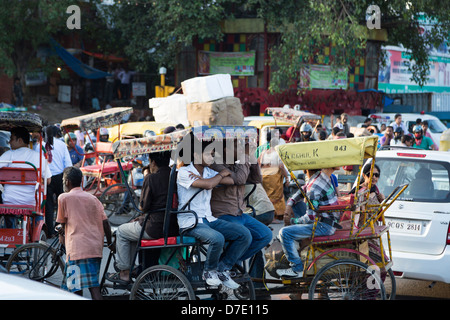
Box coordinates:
[0,110,440,300]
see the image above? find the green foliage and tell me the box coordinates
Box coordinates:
[0,0,73,78]
[259,0,450,92]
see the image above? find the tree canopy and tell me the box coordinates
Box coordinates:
[107,0,450,92]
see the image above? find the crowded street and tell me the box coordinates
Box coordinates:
[0,0,450,305]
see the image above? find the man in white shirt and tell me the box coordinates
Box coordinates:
[389,113,408,134]
[44,125,72,237]
[0,127,52,227]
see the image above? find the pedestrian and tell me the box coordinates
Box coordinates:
[333,113,350,137]
[13,77,23,107]
[118,66,135,100]
[57,166,112,300]
[113,64,123,99]
[45,125,72,237]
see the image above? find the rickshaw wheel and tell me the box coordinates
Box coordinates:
[5,242,65,288]
[308,259,386,300]
[99,183,139,226]
[130,265,196,300]
[369,251,396,300]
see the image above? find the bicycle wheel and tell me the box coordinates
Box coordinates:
[6,242,65,288]
[130,265,196,300]
[99,183,140,226]
[308,259,386,300]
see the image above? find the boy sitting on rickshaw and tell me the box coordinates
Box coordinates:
[277,166,341,278]
[177,134,252,289]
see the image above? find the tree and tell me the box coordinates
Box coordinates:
[254,0,450,92]
[104,0,450,92]
[0,0,74,85]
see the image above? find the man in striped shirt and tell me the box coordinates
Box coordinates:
[277,166,340,278]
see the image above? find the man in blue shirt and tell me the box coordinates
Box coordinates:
[65,132,84,167]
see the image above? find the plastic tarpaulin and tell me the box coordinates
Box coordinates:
[50,39,111,79]
[275,136,379,171]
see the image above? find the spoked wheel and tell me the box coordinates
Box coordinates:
[369,252,396,300]
[308,259,386,300]
[99,183,140,226]
[130,265,196,300]
[210,265,255,300]
[5,242,65,288]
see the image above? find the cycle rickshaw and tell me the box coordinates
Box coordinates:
[0,112,52,269]
[251,135,408,300]
[100,125,257,300]
[60,107,140,226]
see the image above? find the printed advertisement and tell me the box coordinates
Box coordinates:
[198,51,255,76]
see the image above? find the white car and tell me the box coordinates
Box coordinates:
[0,272,87,300]
[375,148,450,283]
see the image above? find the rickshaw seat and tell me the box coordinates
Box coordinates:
[312,224,388,244]
[0,204,34,216]
[140,236,197,247]
[80,161,133,175]
[316,194,355,212]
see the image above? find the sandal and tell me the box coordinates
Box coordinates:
[106,272,130,285]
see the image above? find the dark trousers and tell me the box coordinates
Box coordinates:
[45,172,64,237]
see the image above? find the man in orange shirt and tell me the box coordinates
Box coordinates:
[56,166,112,300]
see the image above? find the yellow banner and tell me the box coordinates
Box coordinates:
[275,136,378,171]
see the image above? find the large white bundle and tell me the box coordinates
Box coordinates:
[149,94,189,127]
[181,74,234,103]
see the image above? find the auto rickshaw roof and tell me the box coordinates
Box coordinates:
[60,107,133,131]
[0,111,42,132]
[275,135,379,171]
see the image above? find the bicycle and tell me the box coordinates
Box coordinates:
[5,225,65,288]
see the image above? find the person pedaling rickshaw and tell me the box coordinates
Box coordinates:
[277,165,342,278]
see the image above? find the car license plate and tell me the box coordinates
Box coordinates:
[386,218,422,235]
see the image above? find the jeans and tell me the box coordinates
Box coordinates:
[219,214,273,261]
[279,222,335,272]
[182,218,251,272]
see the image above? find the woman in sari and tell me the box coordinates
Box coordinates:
[258,130,290,223]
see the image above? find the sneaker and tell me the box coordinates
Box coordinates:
[218,270,240,289]
[203,270,222,286]
[276,268,303,278]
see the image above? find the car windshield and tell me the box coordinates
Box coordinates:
[427,120,447,134]
[376,158,450,202]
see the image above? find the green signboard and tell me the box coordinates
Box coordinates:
[198,51,255,76]
[299,64,348,90]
